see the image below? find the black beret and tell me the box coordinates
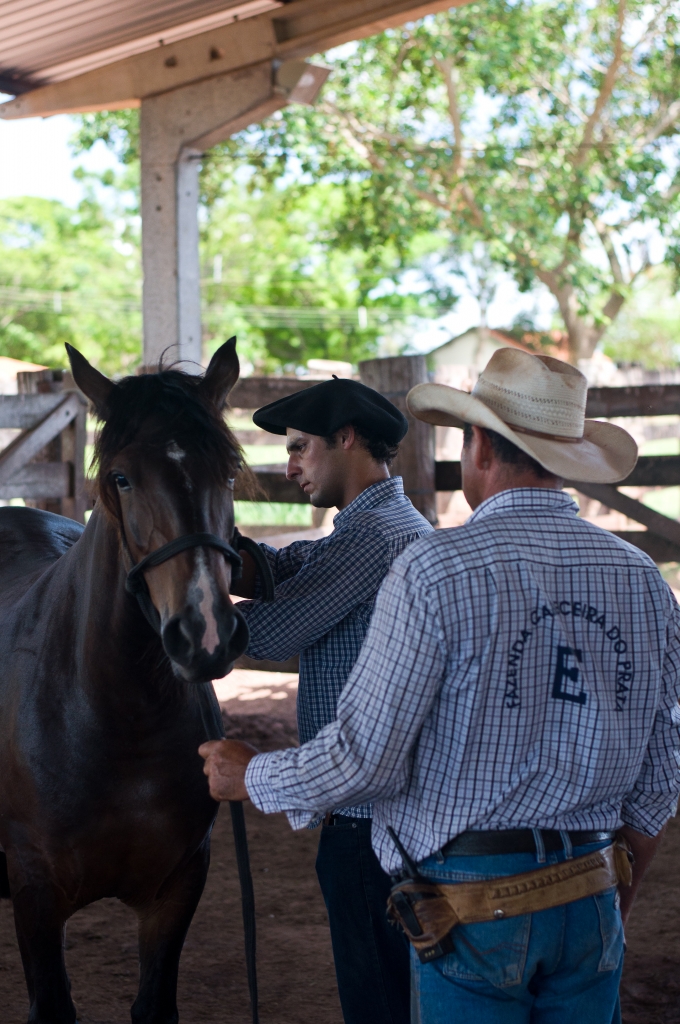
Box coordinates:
[252,377,408,444]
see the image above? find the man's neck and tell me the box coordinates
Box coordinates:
[466,473,563,511]
[336,465,390,510]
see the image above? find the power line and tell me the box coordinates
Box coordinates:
[0,287,450,328]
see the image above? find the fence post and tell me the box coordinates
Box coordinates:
[359,354,436,524]
[16,368,88,523]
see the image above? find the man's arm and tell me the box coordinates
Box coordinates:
[201,553,448,816]
[229,539,313,599]
[618,823,667,926]
[237,527,393,662]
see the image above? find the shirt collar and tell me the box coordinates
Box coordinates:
[333,476,405,527]
[468,487,579,525]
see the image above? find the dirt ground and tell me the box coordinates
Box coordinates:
[2,680,680,1024]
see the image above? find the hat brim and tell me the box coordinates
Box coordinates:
[407,383,637,484]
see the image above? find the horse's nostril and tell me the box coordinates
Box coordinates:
[162,615,194,665]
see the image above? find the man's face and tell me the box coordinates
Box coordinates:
[285,428,346,508]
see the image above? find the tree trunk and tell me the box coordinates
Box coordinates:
[536,273,599,364]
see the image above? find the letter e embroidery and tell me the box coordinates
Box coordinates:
[552,646,586,705]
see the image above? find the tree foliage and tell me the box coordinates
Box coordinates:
[0,194,140,374]
[201,180,453,372]
[71,112,456,372]
[209,0,680,361]
[601,265,680,367]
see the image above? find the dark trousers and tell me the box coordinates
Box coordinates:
[316,816,410,1024]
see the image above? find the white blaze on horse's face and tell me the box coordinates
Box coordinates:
[166,442,193,491]
[192,550,221,657]
[166,442,185,462]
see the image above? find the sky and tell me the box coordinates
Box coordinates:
[0,111,119,207]
[0,108,556,352]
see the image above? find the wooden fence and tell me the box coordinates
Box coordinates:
[233,357,680,565]
[0,369,87,523]
[2,356,680,563]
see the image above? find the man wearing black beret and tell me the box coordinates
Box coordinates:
[233,376,433,1024]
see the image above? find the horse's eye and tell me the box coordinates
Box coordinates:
[112,473,131,491]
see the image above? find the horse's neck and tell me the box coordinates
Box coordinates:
[65,505,167,690]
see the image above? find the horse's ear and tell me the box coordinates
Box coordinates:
[201,337,240,411]
[66,344,116,417]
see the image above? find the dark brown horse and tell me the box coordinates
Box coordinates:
[0,339,251,1024]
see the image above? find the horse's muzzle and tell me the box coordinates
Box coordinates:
[162,604,249,683]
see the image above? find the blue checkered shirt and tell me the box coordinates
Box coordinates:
[246,488,680,872]
[238,476,433,818]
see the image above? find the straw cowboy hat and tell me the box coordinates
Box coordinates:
[407,348,637,484]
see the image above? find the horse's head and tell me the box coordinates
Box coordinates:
[67,339,251,683]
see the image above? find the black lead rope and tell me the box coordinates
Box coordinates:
[122,527,274,1024]
[230,800,259,1023]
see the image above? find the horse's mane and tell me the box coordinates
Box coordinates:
[92,369,247,511]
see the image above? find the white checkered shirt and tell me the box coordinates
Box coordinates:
[246,487,680,873]
[238,475,433,818]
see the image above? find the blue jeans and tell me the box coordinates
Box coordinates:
[411,842,624,1024]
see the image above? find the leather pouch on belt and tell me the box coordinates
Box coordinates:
[388,840,632,964]
[386,882,458,962]
[613,834,634,886]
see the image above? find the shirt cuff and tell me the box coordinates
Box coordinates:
[245,752,324,831]
[245,752,284,813]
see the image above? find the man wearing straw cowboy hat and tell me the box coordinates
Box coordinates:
[201,349,680,1023]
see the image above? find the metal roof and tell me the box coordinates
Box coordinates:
[0,0,279,93]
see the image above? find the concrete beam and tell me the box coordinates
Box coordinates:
[0,0,459,119]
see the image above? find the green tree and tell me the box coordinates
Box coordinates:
[72,114,456,372]
[201,179,453,372]
[601,264,680,367]
[207,0,680,362]
[0,192,140,374]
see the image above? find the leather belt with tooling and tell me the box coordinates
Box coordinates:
[387,836,633,963]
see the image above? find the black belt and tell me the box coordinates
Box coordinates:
[440,829,615,857]
[323,813,366,826]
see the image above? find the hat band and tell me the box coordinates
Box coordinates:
[511,423,583,444]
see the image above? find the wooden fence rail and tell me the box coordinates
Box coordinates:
[4,359,680,544]
[231,362,680,564]
[0,379,87,522]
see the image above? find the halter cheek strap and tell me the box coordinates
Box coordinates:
[124,528,274,634]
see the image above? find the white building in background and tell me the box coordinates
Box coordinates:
[426,326,535,377]
[0,357,46,394]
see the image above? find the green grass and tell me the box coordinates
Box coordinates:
[234,501,312,527]
[641,487,680,519]
[639,437,680,456]
[242,444,288,466]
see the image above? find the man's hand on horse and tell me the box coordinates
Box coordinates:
[198,739,258,802]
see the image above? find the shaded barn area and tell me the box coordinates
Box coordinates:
[1,673,680,1024]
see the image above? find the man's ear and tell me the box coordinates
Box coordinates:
[338,425,356,450]
[201,337,240,412]
[65,344,116,417]
[471,424,493,469]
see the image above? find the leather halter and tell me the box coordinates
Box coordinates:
[124,528,274,634]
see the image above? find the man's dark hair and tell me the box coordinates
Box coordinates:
[324,426,400,467]
[462,422,554,480]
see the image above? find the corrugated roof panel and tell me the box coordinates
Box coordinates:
[0,0,279,90]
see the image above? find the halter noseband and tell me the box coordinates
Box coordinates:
[125,528,274,634]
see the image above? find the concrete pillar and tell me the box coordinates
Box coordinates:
[140,63,284,370]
